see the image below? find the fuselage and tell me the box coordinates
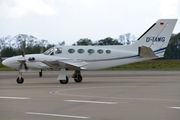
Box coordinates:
[2,45,152,70]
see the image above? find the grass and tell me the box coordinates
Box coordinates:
[0,63,15,71]
[109,60,180,70]
[1,60,180,71]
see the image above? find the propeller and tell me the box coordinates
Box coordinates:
[21,40,25,57]
[19,40,28,70]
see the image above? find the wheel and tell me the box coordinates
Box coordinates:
[59,76,69,84]
[74,75,82,83]
[16,77,24,84]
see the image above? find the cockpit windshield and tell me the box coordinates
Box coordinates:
[44,47,62,55]
[44,47,54,55]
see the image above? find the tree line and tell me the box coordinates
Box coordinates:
[164,33,180,59]
[0,33,134,57]
[0,33,180,59]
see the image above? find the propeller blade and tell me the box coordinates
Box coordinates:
[40,46,44,53]
[21,40,26,57]
[19,40,28,70]
[19,62,23,70]
[24,62,28,70]
[19,61,28,70]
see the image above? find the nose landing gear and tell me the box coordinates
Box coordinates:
[16,72,24,84]
[16,77,24,84]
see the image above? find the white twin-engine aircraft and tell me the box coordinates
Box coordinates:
[2,19,177,84]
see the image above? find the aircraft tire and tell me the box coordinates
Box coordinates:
[16,77,24,84]
[39,71,42,77]
[74,75,82,83]
[59,76,69,84]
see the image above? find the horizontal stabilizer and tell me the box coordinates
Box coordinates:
[138,46,158,58]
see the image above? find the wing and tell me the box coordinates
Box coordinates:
[41,59,88,70]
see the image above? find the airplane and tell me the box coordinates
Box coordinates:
[2,19,177,84]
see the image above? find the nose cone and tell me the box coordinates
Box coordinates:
[2,58,14,68]
[2,59,10,67]
[2,56,22,69]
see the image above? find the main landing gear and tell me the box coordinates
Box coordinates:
[58,70,83,84]
[73,70,83,83]
[59,76,69,84]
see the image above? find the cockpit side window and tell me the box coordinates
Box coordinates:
[50,52,54,55]
[44,47,62,55]
[55,47,62,54]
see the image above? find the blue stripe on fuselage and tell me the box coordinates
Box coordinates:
[82,47,166,62]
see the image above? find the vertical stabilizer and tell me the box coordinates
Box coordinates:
[130,19,177,57]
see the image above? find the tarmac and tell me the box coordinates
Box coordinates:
[0,70,180,120]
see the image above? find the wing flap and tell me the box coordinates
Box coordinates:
[62,60,87,70]
[41,60,62,70]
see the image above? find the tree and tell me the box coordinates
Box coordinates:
[119,33,136,45]
[125,33,131,45]
[0,36,12,50]
[26,35,38,47]
[15,34,28,49]
[39,39,49,53]
[58,41,65,46]
[45,44,55,50]
[95,37,122,45]
[0,34,56,55]
[119,35,125,45]
[76,38,93,46]
[1,47,17,57]
[164,33,180,59]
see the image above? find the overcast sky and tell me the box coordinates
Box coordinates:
[0,0,180,45]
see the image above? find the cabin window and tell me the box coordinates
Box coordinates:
[88,49,95,54]
[68,49,75,53]
[78,49,84,54]
[97,49,103,54]
[55,48,62,54]
[106,50,111,54]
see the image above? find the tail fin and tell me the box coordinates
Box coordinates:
[131,19,177,57]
